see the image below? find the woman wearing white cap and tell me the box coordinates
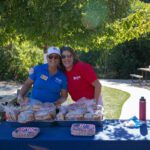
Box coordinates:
[18,46,68,106]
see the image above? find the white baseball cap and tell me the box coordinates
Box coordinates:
[47,46,60,56]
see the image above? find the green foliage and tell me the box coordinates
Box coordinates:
[108,36,150,78]
[0,42,43,81]
[78,33,150,79]
[0,0,149,80]
[78,2,150,79]
[0,46,19,80]
[0,0,132,48]
[94,3,150,50]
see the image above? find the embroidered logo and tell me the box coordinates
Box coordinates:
[73,76,81,80]
[40,74,48,80]
[55,77,62,84]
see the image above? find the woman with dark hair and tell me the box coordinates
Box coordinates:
[60,46,102,106]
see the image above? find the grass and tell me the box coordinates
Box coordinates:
[102,86,130,119]
[64,86,130,119]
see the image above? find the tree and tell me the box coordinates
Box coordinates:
[0,0,131,48]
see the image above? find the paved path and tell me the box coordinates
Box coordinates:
[101,79,150,119]
[0,80,150,119]
[0,81,21,104]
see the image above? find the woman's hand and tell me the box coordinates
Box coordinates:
[18,96,29,106]
[17,95,24,103]
[54,89,68,107]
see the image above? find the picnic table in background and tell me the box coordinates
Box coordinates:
[138,67,150,84]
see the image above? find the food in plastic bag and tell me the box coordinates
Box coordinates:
[12,127,40,138]
[20,105,31,112]
[65,111,84,121]
[57,101,104,121]
[71,123,96,136]
[93,110,103,121]
[34,109,53,121]
[77,97,96,107]
[43,102,55,108]
[56,112,65,121]
[20,98,42,111]
[32,104,43,111]
[84,113,93,121]
[4,105,20,121]
[58,105,68,114]
[18,110,34,123]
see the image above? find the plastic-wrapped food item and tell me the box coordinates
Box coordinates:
[67,103,78,112]
[19,98,42,111]
[56,105,67,121]
[57,101,103,121]
[48,105,56,117]
[59,105,68,114]
[84,111,103,121]
[93,110,103,121]
[96,105,103,111]
[4,105,20,121]
[84,113,94,121]
[28,98,42,106]
[71,123,96,136]
[20,105,31,112]
[87,106,95,114]
[39,104,56,118]
[65,111,84,121]
[77,97,96,107]
[56,112,65,121]
[22,98,43,111]
[34,110,53,121]
[32,103,43,111]
[12,127,40,138]
[18,110,34,123]
[43,102,55,108]
[67,103,87,113]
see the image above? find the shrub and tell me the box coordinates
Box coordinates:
[0,42,43,81]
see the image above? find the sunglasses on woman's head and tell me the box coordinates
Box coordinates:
[48,55,60,60]
[61,54,72,59]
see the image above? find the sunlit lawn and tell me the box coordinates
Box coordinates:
[102,86,130,119]
[64,86,130,119]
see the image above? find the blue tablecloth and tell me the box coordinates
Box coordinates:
[0,120,150,150]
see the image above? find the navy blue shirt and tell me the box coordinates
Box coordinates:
[29,64,67,102]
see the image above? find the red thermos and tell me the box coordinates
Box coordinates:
[139,97,146,121]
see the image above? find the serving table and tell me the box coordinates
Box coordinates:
[0,120,150,150]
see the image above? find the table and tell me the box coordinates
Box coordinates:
[0,120,150,150]
[138,67,150,83]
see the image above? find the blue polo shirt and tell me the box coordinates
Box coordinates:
[29,64,67,102]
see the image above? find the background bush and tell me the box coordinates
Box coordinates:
[0,42,43,81]
[78,34,150,79]
[0,1,149,81]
